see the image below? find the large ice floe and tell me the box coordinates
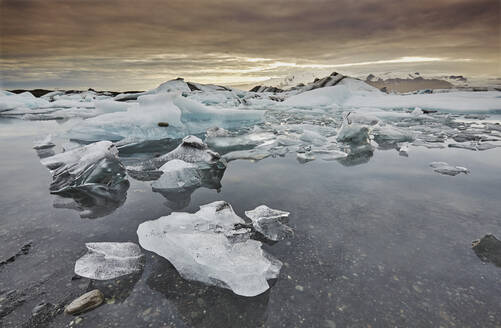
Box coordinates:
[137,201,283,297]
[74,242,144,280]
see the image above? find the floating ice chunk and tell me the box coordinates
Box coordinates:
[397,142,409,156]
[206,126,231,138]
[153,135,221,168]
[374,125,414,147]
[151,159,201,192]
[205,130,276,152]
[74,242,144,280]
[312,149,348,161]
[429,162,469,176]
[33,135,55,150]
[448,142,500,151]
[0,91,50,112]
[411,107,424,116]
[137,201,282,297]
[296,152,315,163]
[223,148,271,162]
[40,141,127,193]
[299,130,327,146]
[245,205,292,241]
[337,122,371,145]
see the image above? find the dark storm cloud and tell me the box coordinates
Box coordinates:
[0,0,499,89]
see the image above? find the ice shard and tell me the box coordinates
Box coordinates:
[429,162,470,176]
[74,242,144,280]
[40,141,127,193]
[245,205,293,241]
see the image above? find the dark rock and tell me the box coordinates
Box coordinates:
[472,234,501,267]
[157,122,169,127]
[65,289,104,315]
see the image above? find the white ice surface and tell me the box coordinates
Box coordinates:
[137,201,282,297]
[74,242,144,280]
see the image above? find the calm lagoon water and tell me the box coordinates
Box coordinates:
[1,118,500,327]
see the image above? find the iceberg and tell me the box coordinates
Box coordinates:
[245,205,293,241]
[68,92,264,142]
[137,201,282,297]
[40,141,127,193]
[429,161,469,176]
[74,242,144,280]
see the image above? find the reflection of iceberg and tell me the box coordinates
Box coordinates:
[128,136,227,209]
[152,161,226,210]
[146,256,270,328]
[53,180,129,218]
[337,144,374,167]
[137,201,282,297]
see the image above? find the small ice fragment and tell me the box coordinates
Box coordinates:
[223,148,271,162]
[337,114,371,145]
[137,201,282,297]
[296,152,315,163]
[398,143,409,156]
[373,125,413,147]
[151,159,201,192]
[74,242,144,280]
[153,135,221,168]
[206,126,231,138]
[33,135,55,150]
[245,205,293,241]
[429,161,469,176]
[411,107,424,116]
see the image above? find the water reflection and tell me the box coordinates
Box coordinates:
[87,271,143,303]
[34,148,56,159]
[338,144,374,166]
[53,181,130,218]
[146,257,270,328]
[153,164,226,210]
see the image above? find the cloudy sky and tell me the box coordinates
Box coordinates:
[1,0,499,90]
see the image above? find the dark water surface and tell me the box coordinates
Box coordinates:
[1,119,500,327]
